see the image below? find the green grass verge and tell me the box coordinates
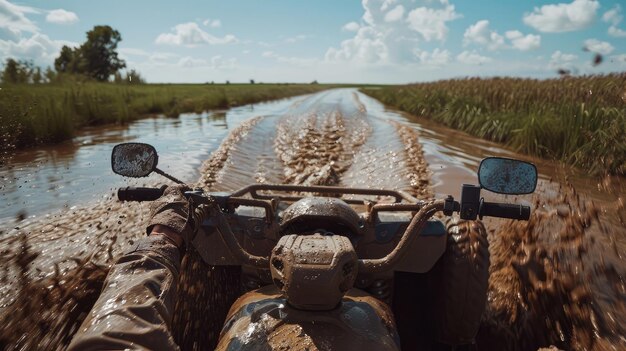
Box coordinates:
[362,74,626,175]
[0,83,333,150]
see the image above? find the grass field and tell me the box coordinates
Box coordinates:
[363,74,626,175]
[0,83,332,150]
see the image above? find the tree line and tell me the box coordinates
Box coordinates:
[1,25,144,85]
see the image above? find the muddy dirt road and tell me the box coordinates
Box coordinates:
[0,89,624,350]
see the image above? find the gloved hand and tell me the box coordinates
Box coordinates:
[146,184,195,249]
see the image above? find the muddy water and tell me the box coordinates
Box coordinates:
[0,98,301,225]
[0,88,624,350]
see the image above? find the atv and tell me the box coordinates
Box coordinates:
[111,142,537,350]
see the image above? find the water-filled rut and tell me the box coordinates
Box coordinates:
[0,89,624,350]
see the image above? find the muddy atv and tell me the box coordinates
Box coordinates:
[111,142,537,350]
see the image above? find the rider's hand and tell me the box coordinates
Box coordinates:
[146,184,194,251]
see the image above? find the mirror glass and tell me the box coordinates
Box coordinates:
[111,143,158,177]
[478,157,537,194]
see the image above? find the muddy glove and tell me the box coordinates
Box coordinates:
[146,184,195,249]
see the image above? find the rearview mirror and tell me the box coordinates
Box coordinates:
[478,157,537,195]
[111,143,158,178]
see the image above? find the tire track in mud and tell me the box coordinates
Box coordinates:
[273,91,432,201]
[196,115,287,191]
[273,93,367,185]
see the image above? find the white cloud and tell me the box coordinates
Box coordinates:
[602,5,626,38]
[463,20,540,51]
[505,30,541,51]
[463,20,504,50]
[523,0,599,33]
[155,22,237,47]
[414,48,450,65]
[608,26,626,37]
[384,5,405,22]
[342,21,360,32]
[118,47,150,57]
[0,1,81,66]
[262,50,318,67]
[406,0,461,42]
[118,47,182,66]
[456,50,492,65]
[46,9,78,25]
[0,33,77,66]
[149,52,180,63]
[0,0,39,37]
[551,50,577,62]
[284,34,309,43]
[178,56,207,68]
[609,54,626,64]
[602,5,622,25]
[326,0,460,65]
[583,39,614,55]
[325,26,388,64]
[549,50,579,71]
[380,0,398,12]
[177,55,237,69]
[202,18,221,28]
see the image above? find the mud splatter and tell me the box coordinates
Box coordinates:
[0,235,108,350]
[0,89,624,351]
[478,181,626,350]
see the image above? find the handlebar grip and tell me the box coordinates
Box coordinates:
[480,201,530,220]
[117,186,165,202]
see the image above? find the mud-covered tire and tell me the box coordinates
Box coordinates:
[431,217,490,346]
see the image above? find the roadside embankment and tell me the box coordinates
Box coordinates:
[0,83,332,151]
[362,74,626,175]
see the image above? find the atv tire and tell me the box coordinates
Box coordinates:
[392,217,489,349]
[432,217,490,346]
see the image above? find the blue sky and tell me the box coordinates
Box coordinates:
[1,0,625,83]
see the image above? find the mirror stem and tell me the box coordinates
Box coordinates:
[154,168,185,184]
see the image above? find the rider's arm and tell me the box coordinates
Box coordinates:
[67,226,183,350]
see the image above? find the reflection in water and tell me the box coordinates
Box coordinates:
[0,100,294,224]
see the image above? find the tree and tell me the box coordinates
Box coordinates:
[32,67,42,84]
[16,60,33,83]
[2,58,19,84]
[79,25,125,81]
[124,69,145,84]
[54,45,81,74]
[113,72,123,83]
[44,66,56,82]
[1,59,35,84]
[53,26,127,81]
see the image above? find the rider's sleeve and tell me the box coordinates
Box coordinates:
[68,235,181,350]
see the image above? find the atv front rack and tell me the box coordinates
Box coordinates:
[229,184,417,204]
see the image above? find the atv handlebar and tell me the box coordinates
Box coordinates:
[118,186,166,201]
[358,200,444,273]
[479,201,530,220]
[117,185,531,271]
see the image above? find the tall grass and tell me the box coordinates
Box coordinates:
[0,83,332,150]
[363,74,626,175]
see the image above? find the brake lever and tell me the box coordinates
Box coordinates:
[443,195,459,216]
